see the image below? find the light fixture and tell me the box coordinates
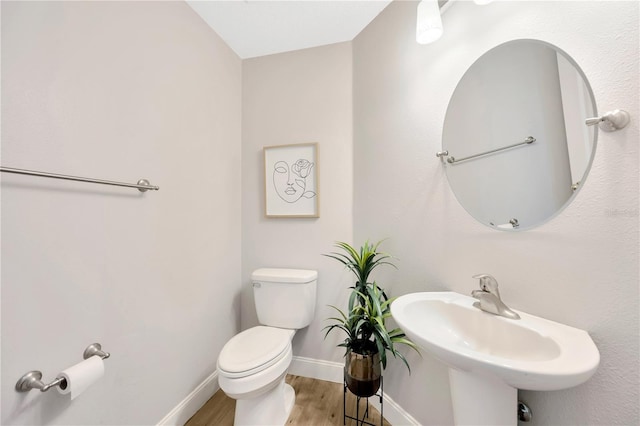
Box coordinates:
[473,0,494,4]
[416,0,443,45]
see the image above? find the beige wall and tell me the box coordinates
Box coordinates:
[1,2,242,424]
[353,1,639,425]
[241,42,354,362]
[3,1,638,425]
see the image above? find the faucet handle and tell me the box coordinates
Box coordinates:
[472,274,500,297]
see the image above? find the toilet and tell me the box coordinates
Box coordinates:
[217,268,317,425]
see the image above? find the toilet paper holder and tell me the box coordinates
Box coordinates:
[15,343,110,393]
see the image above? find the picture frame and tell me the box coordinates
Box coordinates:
[263,143,319,218]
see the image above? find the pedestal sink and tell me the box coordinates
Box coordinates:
[391,292,599,425]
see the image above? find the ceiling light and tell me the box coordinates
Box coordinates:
[416,0,443,45]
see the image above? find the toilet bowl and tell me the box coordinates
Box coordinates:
[217,268,317,426]
[217,326,295,425]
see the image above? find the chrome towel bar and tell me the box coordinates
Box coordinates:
[0,166,159,192]
[15,343,110,393]
[441,136,536,165]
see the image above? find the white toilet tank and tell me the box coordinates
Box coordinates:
[252,268,317,329]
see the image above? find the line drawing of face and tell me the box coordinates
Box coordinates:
[273,159,316,204]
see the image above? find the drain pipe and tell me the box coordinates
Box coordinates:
[518,400,533,422]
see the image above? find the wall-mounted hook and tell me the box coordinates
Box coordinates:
[585,109,630,132]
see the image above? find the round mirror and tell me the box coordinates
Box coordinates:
[442,40,597,231]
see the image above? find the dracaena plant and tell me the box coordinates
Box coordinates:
[323,240,419,371]
[323,240,393,306]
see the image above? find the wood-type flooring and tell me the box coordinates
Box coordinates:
[185,374,392,426]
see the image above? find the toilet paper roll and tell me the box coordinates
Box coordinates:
[56,355,104,400]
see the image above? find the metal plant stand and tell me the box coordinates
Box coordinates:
[343,376,383,426]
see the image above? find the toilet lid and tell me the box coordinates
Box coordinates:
[218,326,292,375]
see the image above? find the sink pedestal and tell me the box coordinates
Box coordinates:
[449,369,517,426]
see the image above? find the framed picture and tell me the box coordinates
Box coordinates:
[264,143,319,218]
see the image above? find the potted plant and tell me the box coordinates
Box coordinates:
[323,240,418,397]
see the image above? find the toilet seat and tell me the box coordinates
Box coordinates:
[218,326,293,378]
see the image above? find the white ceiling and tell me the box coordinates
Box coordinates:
[186,0,393,59]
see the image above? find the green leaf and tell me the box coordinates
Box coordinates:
[323,239,418,374]
[374,336,386,369]
[395,350,412,373]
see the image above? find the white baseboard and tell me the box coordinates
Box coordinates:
[157,358,418,426]
[290,356,420,425]
[157,370,219,426]
[289,356,343,383]
[369,391,422,426]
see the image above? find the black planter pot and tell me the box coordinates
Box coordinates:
[344,340,381,397]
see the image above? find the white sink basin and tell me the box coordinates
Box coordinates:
[391,292,599,391]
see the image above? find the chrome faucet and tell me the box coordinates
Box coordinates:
[471,274,520,320]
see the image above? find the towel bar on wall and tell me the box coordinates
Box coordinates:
[0,166,159,192]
